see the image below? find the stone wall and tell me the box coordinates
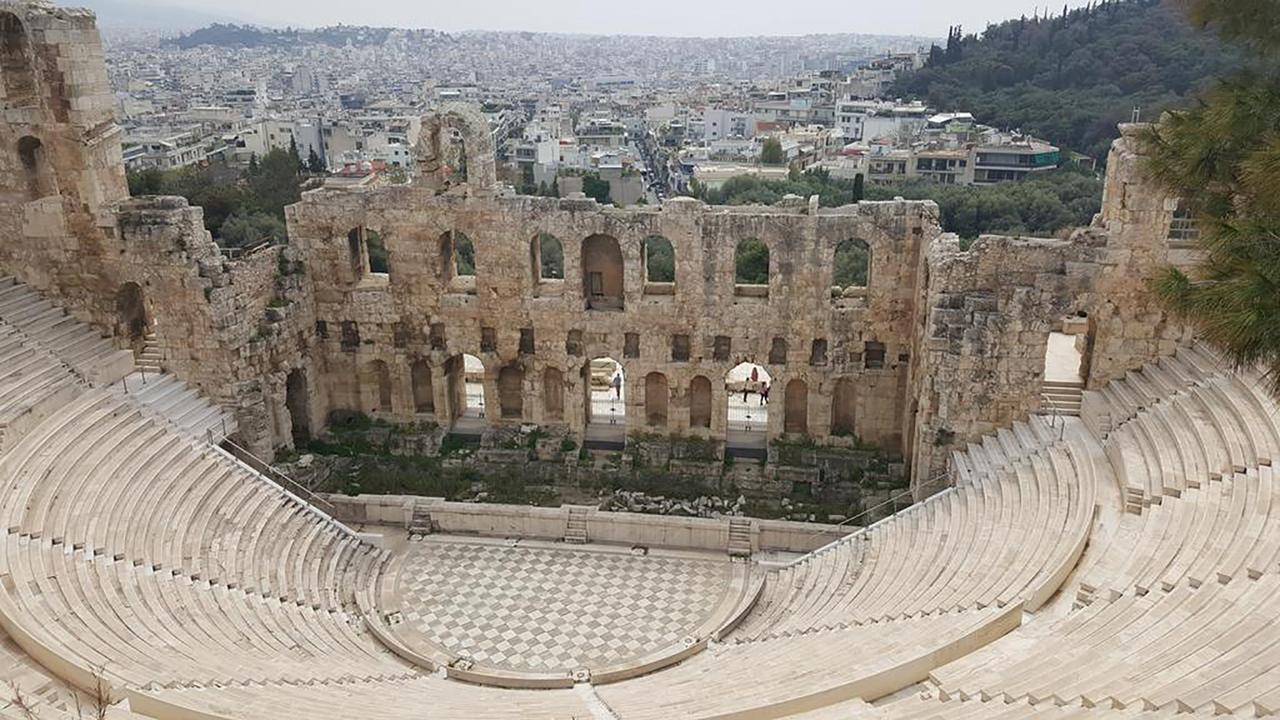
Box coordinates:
[0,2,1208,493]
[320,493,853,554]
[285,186,937,456]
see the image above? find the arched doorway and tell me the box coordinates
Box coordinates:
[645,372,669,427]
[444,353,486,434]
[498,364,524,420]
[411,359,434,414]
[831,377,856,436]
[689,375,712,429]
[725,361,771,452]
[582,234,624,311]
[784,379,809,434]
[115,282,148,354]
[285,368,311,444]
[584,356,625,448]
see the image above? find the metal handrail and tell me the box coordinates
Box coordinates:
[221,436,337,515]
[789,467,953,556]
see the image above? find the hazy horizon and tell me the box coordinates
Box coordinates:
[153,0,1096,38]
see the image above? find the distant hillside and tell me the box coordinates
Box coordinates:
[171,24,443,49]
[890,0,1239,159]
[78,0,242,30]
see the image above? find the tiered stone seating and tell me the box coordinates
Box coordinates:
[136,676,594,720]
[0,320,81,453]
[925,574,1280,715]
[117,371,237,443]
[0,278,133,387]
[0,390,374,611]
[731,415,1096,641]
[595,604,1022,720]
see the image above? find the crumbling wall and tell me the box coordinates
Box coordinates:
[909,232,1101,488]
[1085,124,1197,386]
[284,186,938,457]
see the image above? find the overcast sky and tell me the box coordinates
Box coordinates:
[173,0,1094,38]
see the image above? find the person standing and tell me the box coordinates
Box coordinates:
[611,371,622,399]
[760,381,769,406]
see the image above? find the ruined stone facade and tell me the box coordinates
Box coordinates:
[0,2,1198,491]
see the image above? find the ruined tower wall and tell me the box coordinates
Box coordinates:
[0,2,126,326]
[1085,124,1197,387]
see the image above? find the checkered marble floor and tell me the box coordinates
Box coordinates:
[393,539,733,673]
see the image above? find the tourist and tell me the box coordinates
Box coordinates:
[611,371,622,399]
[760,382,769,405]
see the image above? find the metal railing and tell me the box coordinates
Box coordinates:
[221,436,337,516]
[789,468,954,562]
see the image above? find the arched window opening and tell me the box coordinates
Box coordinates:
[642,235,675,294]
[498,364,524,419]
[411,359,434,414]
[346,228,366,278]
[447,127,468,184]
[534,233,564,281]
[644,372,669,427]
[285,368,311,444]
[734,238,769,297]
[0,13,35,107]
[831,377,856,436]
[440,230,476,293]
[366,229,388,275]
[784,379,809,434]
[582,234,624,311]
[543,367,564,422]
[689,375,712,429]
[364,360,393,414]
[833,239,870,293]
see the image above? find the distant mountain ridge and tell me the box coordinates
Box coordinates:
[169,23,447,49]
[890,0,1240,159]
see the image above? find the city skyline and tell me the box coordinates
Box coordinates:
[137,0,1095,38]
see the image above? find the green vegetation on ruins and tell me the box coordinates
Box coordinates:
[891,0,1242,160]
[692,166,1102,242]
[1145,0,1280,389]
[126,147,306,249]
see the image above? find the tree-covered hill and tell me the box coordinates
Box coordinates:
[170,24,441,49]
[891,0,1241,159]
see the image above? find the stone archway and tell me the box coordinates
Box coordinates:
[831,377,856,436]
[689,375,712,429]
[115,282,148,354]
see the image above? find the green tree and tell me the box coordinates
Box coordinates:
[126,167,165,195]
[735,238,770,284]
[760,137,785,165]
[306,145,326,174]
[852,174,865,203]
[219,211,286,249]
[581,172,611,204]
[1145,0,1280,386]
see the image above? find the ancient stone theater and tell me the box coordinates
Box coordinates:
[0,2,1276,719]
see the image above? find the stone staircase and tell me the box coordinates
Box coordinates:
[564,506,590,544]
[1040,379,1083,417]
[727,517,752,557]
[136,329,164,373]
[408,501,434,535]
